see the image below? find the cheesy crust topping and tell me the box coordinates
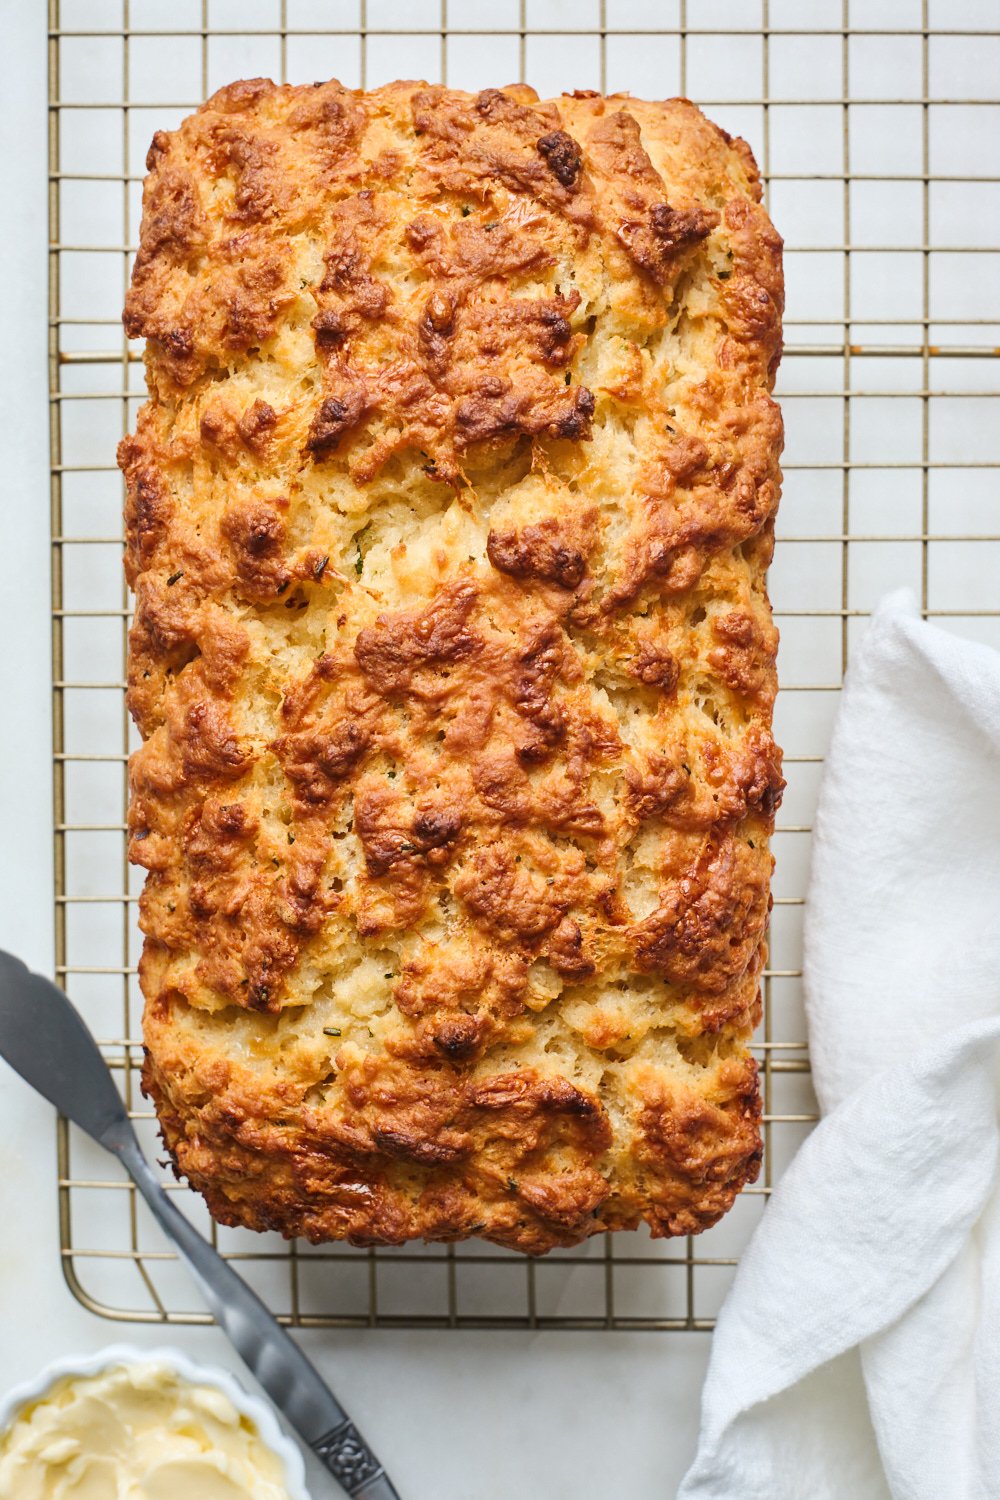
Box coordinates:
[121,78,784,1254]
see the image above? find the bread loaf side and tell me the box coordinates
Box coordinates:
[121,79,784,1253]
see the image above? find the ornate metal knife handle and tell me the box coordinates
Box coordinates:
[312,1420,401,1500]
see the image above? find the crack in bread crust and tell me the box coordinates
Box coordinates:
[122,78,783,1254]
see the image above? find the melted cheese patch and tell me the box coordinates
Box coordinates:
[0,1362,292,1500]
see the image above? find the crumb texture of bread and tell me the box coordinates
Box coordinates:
[121,79,783,1254]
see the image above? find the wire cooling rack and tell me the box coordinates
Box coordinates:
[48,0,1000,1330]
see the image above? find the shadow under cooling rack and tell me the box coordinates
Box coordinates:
[48,0,999,1328]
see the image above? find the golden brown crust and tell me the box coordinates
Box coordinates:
[123,79,783,1254]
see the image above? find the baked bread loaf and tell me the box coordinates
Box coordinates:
[120,78,783,1254]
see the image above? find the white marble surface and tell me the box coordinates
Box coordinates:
[7,4,994,1490]
[0,5,710,1495]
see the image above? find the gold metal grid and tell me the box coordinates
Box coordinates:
[48,0,1000,1330]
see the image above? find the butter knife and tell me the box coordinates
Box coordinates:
[0,949,402,1500]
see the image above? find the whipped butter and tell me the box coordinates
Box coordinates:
[0,1360,293,1500]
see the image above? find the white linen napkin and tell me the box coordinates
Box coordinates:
[677,589,1000,1500]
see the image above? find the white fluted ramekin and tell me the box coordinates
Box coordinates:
[0,1343,311,1500]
